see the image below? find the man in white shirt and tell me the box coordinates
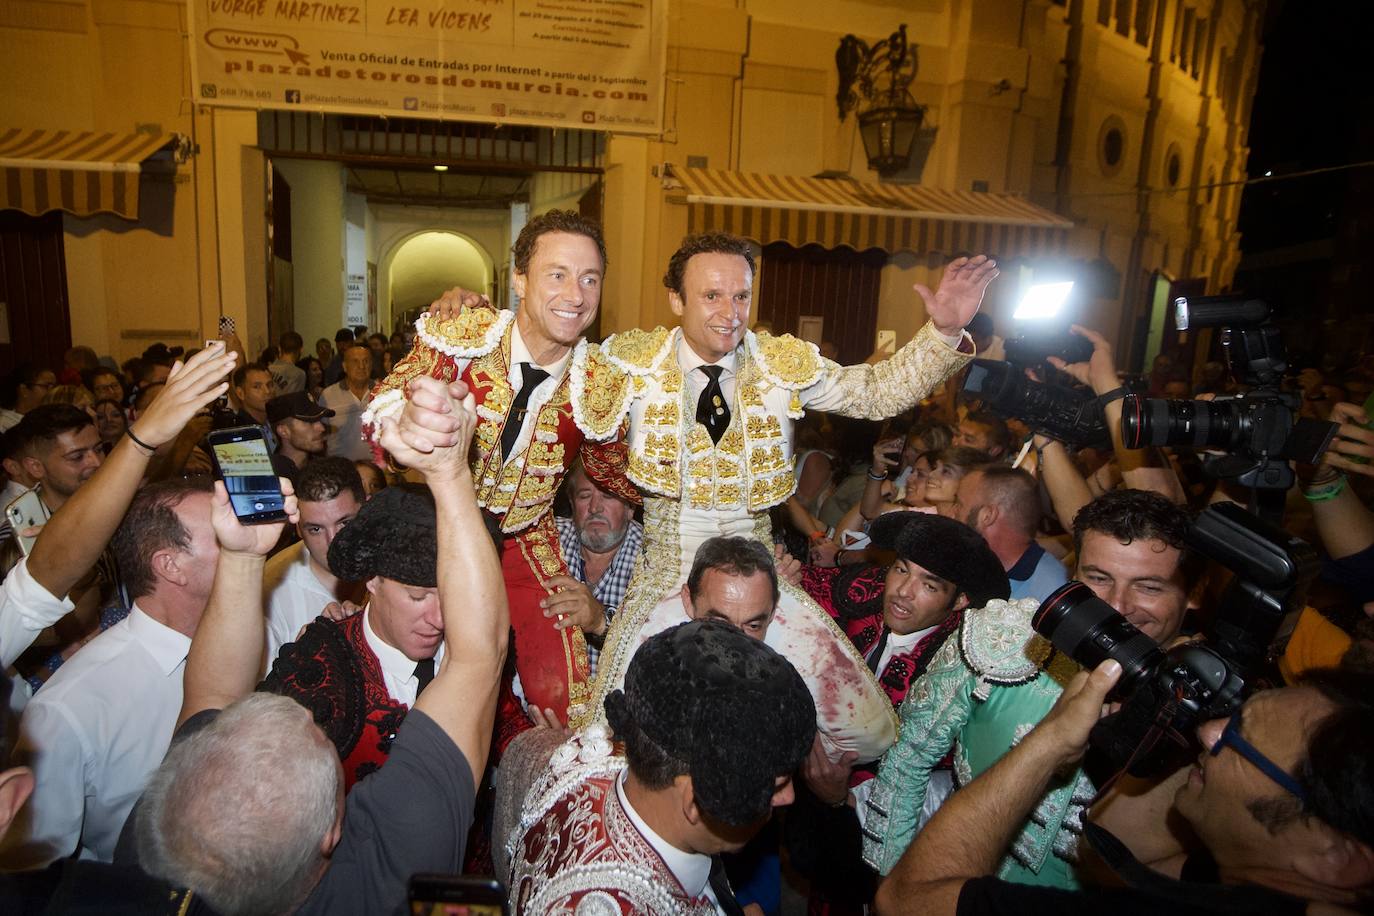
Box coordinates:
[262,456,365,661]
[505,619,816,914]
[320,344,375,461]
[0,347,237,709]
[1,477,219,866]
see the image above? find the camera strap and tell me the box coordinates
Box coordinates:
[1092,386,1129,409]
[1087,700,1185,806]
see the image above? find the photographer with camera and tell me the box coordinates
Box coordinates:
[1039,324,1187,507]
[863,488,1200,889]
[874,659,1374,915]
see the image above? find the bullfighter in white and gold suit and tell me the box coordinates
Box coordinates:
[572,235,999,765]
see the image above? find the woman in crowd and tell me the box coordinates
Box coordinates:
[924,445,993,518]
[296,356,324,399]
[92,399,128,453]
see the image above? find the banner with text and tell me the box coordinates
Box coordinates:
[190,0,666,134]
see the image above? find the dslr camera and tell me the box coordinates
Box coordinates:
[1119,297,1337,514]
[1032,502,1317,777]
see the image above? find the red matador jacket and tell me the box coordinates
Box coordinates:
[259,613,406,792]
[363,305,635,723]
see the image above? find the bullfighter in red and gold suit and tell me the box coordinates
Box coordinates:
[364,210,632,724]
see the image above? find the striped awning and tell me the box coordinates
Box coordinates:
[670,166,1073,259]
[0,128,181,220]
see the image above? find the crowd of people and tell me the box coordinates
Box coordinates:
[0,209,1369,915]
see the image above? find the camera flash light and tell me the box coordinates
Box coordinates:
[1013,281,1074,320]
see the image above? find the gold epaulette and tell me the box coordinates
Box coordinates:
[603,326,673,375]
[415,304,513,359]
[570,341,633,441]
[749,330,824,389]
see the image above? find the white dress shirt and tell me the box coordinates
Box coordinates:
[2,604,190,866]
[616,770,724,913]
[360,607,445,709]
[263,541,338,661]
[320,380,374,461]
[0,557,73,670]
[873,623,938,680]
[501,323,573,466]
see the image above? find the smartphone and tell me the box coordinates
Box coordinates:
[206,425,287,524]
[407,875,507,916]
[885,447,903,480]
[6,488,50,556]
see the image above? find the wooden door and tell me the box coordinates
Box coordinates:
[757,242,884,365]
[0,211,70,376]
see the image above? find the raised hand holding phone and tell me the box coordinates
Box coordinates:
[209,476,298,556]
[206,426,288,523]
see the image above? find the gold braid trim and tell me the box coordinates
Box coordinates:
[748,329,824,389]
[603,326,674,375]
[573,493,682,729]
[416,305,512,358]
[569,340,633,441]
[517,513,592,715]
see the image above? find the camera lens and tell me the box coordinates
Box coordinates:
[1120,395,1246,451]
[1032,582,1164,695]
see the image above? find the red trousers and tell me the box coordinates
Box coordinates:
[498,512,592,726]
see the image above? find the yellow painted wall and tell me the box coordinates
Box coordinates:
[1,0,1261,368]
[271,158,345,351]
[387,232,491,317]
[371,205,508,326]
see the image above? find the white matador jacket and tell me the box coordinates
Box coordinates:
[573,322,972,764]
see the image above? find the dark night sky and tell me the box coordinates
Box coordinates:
[1239,0,1374,252]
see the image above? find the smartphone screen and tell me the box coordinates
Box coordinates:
[207,426,287,524]
[407,875,506,916]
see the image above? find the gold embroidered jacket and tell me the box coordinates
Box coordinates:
[581,322,972,513]
[362,307,628,534]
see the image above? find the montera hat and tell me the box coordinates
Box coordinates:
[327,484,437,587]
[866,511,1010,609]
[604,620,815,827]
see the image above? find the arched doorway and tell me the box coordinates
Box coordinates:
[381,230,493,332]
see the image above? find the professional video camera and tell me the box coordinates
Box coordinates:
[1032,501,1317,777]
[962,359,1113,449]
[1119,296,1338,522]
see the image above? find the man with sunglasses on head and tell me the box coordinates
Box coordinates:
[873,662,1374,915]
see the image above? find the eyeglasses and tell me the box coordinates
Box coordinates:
[1209,708,1306,803]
